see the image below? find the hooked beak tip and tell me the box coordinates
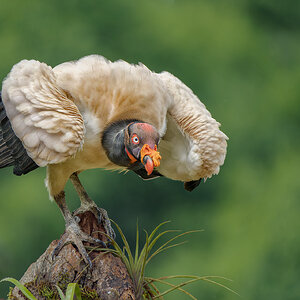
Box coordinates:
[143,156,154,175]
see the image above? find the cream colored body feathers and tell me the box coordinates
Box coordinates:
[2,55,228,196]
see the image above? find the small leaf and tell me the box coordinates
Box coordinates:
[56,285,66,300]
[148,275,239,298]
[1,277,37,300]
[148,277,197,300]
[111,220,134,267]
[147,221,170,244]
[65,283,82,300]
[147,230,202,264]
[134,219,139,265]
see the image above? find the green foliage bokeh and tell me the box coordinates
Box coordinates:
[0,0,299,299]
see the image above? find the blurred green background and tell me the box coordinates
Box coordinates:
[0,0,299,299]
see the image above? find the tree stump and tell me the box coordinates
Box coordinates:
[10,211,136,300]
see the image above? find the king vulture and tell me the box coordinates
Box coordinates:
[0,55,228,266]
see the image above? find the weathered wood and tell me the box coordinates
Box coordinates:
[11,211,135,300]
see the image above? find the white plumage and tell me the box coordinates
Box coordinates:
[2,55,227,195]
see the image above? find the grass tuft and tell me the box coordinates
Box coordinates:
[93,220,238,299]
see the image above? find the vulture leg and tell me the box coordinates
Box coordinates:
[70,173,116,240]
[52,191,106,267]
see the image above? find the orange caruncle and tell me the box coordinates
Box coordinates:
[140,144,162,167]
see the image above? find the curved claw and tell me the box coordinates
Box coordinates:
[99,207,116,240]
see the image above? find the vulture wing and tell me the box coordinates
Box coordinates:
[1,60,85,167]
[156,72,228,183]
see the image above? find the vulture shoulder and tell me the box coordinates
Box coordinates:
[1,60,85,166]
[156,72,228,182]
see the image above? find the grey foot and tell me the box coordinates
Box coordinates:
[52,218,106,268]
[98,207,116,241]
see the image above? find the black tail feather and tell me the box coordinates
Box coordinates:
[0,91,39,175]
[184,178,202,192]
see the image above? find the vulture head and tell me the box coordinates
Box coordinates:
[102,120,161,175]
[124,122,161,175]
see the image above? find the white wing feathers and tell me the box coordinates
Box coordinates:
[1,56,227,181]
[1,60,84,166]
[157,72,228,181]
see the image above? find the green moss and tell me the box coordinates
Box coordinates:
[80,286,101,299]
[56,272,71,292]
[7,287,18,300]
[39,283,58,299]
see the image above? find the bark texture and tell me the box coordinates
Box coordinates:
[10,211,135,300]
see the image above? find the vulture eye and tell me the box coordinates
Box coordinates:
[131,134,140,145]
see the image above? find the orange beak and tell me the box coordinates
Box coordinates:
[140,144,161,175]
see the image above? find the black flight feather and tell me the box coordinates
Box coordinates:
[0,91,39,175]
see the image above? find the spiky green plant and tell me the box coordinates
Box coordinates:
[90,221,238,299]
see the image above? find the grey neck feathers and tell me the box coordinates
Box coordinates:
[101,119,139,167]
